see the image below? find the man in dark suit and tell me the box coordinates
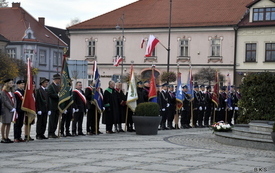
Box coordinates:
[47,74,61,138]
[36,78,50,140]
[103,80,119,133]
[85,80,96,135]
[72,81,86,136]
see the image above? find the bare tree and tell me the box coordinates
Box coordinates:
[66,18,81,27]
[0,0,8,7]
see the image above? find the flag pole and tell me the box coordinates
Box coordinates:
[124,107,128,132]
[95,106,98,135]
[58,112,62,137]
[58,55,66,138]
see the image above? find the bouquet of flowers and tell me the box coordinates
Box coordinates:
[210,121,232,132]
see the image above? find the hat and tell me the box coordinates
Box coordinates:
[182,85,188,89]
[200,84,205,88]
[194,85,199,88]
[40,77,49,85]
[161,83,168,87]
[168,84,174,88]
[3,79,13,83]
[220,86,227,90]
[144,80,149,84]
[137,81,143,85]
[16,80,25,85]
[206,85,211,90]
[53,73,61,80]
[230,85,235,88]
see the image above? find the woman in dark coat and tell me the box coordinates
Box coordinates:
[1,79,16,143]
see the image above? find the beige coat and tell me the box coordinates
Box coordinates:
[1,90,16,124]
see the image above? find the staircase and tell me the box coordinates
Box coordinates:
[214,120,275,151]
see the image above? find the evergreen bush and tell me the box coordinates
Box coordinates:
[238,72,275,123]
[135,102,160,116]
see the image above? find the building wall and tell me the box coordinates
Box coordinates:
[69,27,236,89]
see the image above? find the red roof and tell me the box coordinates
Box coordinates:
[0,4,66,46]
[68,0,253,30]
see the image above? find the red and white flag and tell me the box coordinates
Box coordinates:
[113,56,123,67]
[145,35,159,57]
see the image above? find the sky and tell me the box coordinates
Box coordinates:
[14,0,138,29]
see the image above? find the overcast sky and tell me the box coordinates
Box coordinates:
[15,0,137,29]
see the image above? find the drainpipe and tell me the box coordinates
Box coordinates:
[233,25,238,85]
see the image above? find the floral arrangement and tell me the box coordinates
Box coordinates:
[210,121,232,132]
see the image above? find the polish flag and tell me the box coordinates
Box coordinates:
[114,56,123,66]
[145,35,159,57]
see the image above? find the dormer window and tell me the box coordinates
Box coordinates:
[253,8,275,21]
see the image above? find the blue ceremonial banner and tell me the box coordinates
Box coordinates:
[186,66,194,100]
[176,72,183,109]
[93,61,103,113]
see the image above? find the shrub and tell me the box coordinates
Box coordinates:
[238,72,275,123]
[135,102,160,116]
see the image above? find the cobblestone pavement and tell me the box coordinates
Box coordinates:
[0,121,275,173]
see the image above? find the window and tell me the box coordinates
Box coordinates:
[265,43,275,62]
[39,50,46,64]
[179,39,189,57]
[115,39,124,57]
[53,51,62,66]
[245,43,256,62]
[24,49,34,61]
[87,40,96,57]
[253,8,275,21]
[6,48,16,58]
[211,39,221,56]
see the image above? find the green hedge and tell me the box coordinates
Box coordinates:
[238,72,275,123]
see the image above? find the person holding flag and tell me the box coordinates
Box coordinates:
[14,80,26,142]
[85,80,96,135]
[58,56,74,137]
[180,85,192,129]
[126,64,138,132]
[204,85,213,127]
[167,85,176,130]
[175,72,183,129]
[21,58,36,141]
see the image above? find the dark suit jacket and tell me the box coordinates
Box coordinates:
[47,82,60,111]
[85,86,95,109]
[36,87,50,113]
[14,89,25,114]
[73,89,86,113]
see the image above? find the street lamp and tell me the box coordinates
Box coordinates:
[57,33,62,73]
[115,13,125,82]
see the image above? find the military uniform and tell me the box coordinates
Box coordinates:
[158,83,170,130]
[14,80,26,142]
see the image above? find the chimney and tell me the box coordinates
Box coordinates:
[12,2,21,8]
[38,17,45,26]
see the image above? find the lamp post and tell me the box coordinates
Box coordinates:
[167,0,172,84]
[116,13,125,82]
[57,33,61,73]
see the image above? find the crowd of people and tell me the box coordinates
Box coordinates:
[0,74,241,144]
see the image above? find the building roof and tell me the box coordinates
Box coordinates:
[0,34,9,42]
[238,13,275,27]
[0,3,66,46]
[46,26,70,46]
[68,0,253,31]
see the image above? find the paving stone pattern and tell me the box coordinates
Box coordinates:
[0,119,275,173]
